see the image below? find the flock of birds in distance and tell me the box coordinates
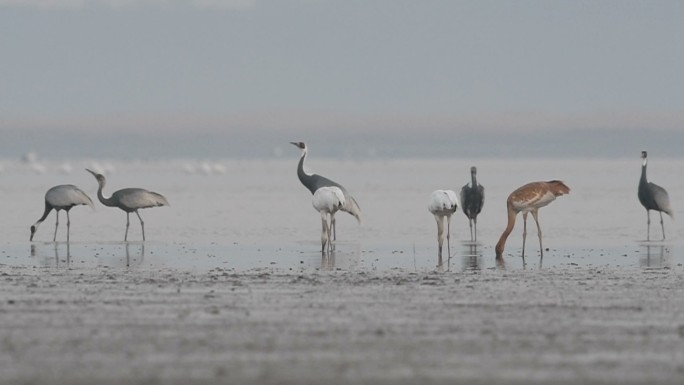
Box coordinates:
[30,145,674,262]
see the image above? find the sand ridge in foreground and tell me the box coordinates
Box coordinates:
[1,264,683,385]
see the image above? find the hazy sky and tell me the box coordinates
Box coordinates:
[1,0,683,137]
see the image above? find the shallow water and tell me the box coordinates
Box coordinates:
[1,157,682,271]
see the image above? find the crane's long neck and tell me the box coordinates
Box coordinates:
[495,201,517,258]
[96,180,117,207]
[296,148,317,194]
[471,172,478,188]
[640,160,648,185]
[33,202,52,228]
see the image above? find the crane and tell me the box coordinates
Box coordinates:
[428,189,459,259]
[30,184,94,242]
[460,166,484,241]
[86,169,169,241]
[495,180,570,260]
[312,186,346,253]
[638,151,673,240]
[291,142,361,242]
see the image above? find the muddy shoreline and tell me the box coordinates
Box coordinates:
[1,264,683,384]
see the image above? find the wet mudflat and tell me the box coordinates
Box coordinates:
[1,262,684,385]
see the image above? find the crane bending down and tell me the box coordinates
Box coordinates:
[638,151,673,241]
[30,184,94,242]
[313,186,346,253]
[495,180,570,259]
[86,169,169,241]
[428,189,459,259]
[460,166,485,241]
[291,142,361,242]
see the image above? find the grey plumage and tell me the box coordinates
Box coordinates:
[291,142,361,241]
[638,151,673,241]
[460,166,485,241]
[30,184,94,242]
[86,169,169,241]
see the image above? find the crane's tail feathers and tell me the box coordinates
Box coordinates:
[342,196,362,224]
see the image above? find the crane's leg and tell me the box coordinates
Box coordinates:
[435,215,445,259]
[53,211,59,242]
[474,217,478,242]
[320,211,328,254]
[327,214,334,253]
[446,215,452,260]
[136,211,146,241]
[125,212,130,241]
[532,210,543,258]
[660,211,665,240]
[646,210,651,241]
[521,212,528,259]
[66,210,71,243]
[331,213,337,241]
[469,218,474,241]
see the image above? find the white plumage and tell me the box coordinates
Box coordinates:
[30,184,94,242]
[313,186,346,253]
[428,190,459,259]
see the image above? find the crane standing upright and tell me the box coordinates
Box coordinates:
[86,169,169,241]
[291,142,361,243]
[638,151,673,241]
[460,166,484,241]
[30,184,94,242]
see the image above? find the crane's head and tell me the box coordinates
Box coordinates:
[290,142,306,150]
[641,151,648,159]
[470,166,477,175]
[85,168,106,184]
[29,225,37,241]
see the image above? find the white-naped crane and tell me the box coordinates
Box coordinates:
[291,142,361,243]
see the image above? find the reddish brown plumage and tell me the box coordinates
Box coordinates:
[495,180,570,259]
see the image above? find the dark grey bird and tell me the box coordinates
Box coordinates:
[86,169,169,241]
[460,166,485,241]
[30,184,94,242]
[291,142,361,241]
[638,151,673,241]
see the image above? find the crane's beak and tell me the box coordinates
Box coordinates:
[30,226,36,242]
[85,168,98,177]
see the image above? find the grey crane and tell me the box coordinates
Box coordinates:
[638,151,673,241]
[460,166,485,241]
[291,142,361,241]
[30,184,94,242]
[86,169,169,241]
